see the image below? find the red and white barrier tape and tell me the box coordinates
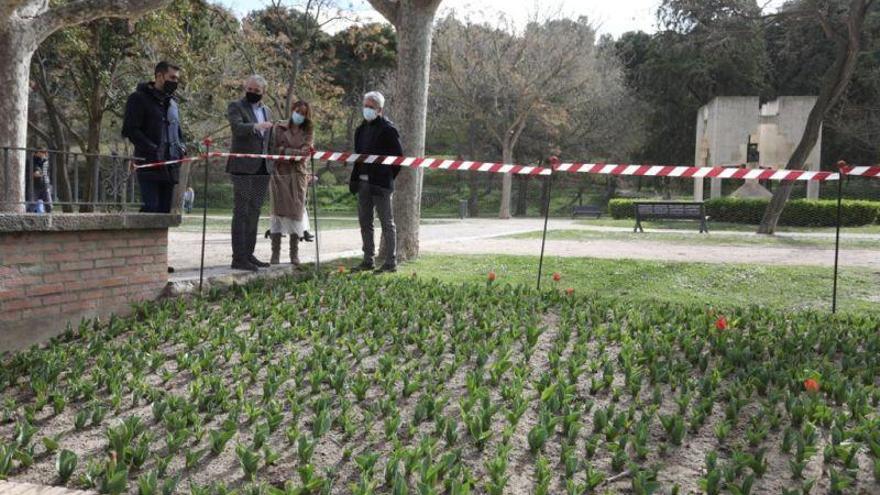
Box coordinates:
[840,165,880,177]
[131,156,202,170]
[131,149,880,181]
[554,162,839,182]
[209,151,554,176]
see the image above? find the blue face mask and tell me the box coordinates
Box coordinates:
[363,107,378,122]
[291,112,305,126]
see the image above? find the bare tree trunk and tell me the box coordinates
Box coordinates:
[0,0,170,212]
[540,176,550,217]
[0,24,37,212]
[468,171,479,217]
[758,0,870,234]
[499,145,513,219]
[387,3,440,261]
[81,102,103,212]
[515,175,528,216]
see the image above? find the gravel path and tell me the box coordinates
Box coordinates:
[168,218,880,283]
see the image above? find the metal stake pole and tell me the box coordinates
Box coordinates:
[537,168,554,291]
[198,144,211,293]
[310,154,321,277]
[832,169,844,314]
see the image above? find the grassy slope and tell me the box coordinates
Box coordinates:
[395,254,880,314]
[506,229,880,249]
[574,217,880,234]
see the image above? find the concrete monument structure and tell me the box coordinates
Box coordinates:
[694,96,821,200]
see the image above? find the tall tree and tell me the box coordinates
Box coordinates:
[433,15,603,218]
[615,0,767,164]
[366,0,443,261]
[759,0,874,233]
[330,23,397,145]
[0,0,169,212]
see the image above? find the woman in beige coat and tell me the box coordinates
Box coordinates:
[269,100,315,266]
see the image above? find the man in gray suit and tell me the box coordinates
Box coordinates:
[226,75,274,271]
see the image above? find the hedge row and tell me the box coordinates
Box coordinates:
[608,197,880,227]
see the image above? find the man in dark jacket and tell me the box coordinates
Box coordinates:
[226,75,274,272]
[349,91,403,273]
[122,61,186,213]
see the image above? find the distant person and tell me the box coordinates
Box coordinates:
[28,150,52,213]
[122,61,186,213]
[349,91,403,273]
[226,75,274,272]
[182,187,195,214]
[268,100,316,267]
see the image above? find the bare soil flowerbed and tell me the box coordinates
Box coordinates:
[0,274,879,494]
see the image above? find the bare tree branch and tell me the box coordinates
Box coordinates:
[365,0,399,24]
[27,120,53,144]
[1,0,31,18]
[34,0,171,43]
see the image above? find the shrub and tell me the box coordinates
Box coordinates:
[606,197,880,227]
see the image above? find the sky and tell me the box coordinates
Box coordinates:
[218,0,787,39]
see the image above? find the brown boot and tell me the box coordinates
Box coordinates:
[290,236,300,267]
[270,233,281,265]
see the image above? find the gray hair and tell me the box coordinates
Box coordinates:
[245,74,267,90]
[364,91,385,108]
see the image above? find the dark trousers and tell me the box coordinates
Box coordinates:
[231,174,269,261]
[357,180,396,267]
[139,180,174,213]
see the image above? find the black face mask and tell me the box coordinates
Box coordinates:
[162,80,179,95]
[245,92,262,104]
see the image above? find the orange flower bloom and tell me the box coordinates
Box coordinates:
[488,271,497,282]
[337,265,346,274]
[552,272,561,282]
[565,288,574,295]
[804,378,820,393]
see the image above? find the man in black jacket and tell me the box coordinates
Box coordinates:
[122,61,185,213]
[349,91,403,273]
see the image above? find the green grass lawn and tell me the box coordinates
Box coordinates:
[506,229,880,250]
[574,217,880,234]
[395,254,880,313]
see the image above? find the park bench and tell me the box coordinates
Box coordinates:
[634,201,709,233]
[571,205,603,218]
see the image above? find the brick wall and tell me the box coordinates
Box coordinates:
[0,214,176,352]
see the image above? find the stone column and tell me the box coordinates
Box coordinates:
[710,178,722,199]
[693,178,704,201]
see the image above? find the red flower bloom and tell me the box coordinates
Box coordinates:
[804,378,820,393]
[565,288,575,295]
[487,271,496,282]
[715,317,728,331]
[552,272,561,282]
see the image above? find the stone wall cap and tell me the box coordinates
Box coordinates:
[0,213,180,232]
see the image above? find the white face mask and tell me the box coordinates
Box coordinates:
[363,107,379,122]
[291,112,305,126]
